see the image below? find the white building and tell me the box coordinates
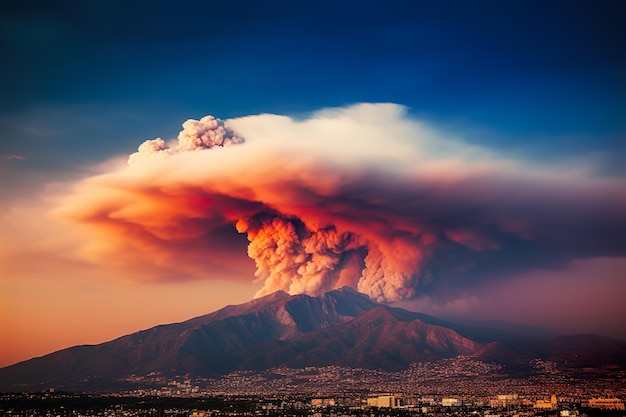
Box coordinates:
[441,398,460,407]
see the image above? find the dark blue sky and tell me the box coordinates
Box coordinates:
[1,0,624,172]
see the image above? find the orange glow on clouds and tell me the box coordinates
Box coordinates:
[53,103,625,301]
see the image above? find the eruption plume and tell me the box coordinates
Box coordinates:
[236,215,365,298]
[128,115,244,165]
[58,104,626,303]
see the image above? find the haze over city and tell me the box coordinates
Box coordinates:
[1,0,625,370]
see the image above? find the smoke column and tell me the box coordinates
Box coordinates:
[235,215,366,297]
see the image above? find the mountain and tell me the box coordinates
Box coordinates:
[237,306,482,371]
[1,287,625,391]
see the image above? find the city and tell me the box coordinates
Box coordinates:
[2,388,624,416]
[2,358,624,416]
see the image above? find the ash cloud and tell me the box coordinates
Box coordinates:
[128,116,244,165]
[58,103,626,303]
[236,214,365,297]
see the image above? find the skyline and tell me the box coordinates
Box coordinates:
[1,0,625,368]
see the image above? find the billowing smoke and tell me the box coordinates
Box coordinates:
[58,104,626,303]
[128,116,244,165]
[236,214,365,297]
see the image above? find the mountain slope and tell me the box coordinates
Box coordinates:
[0,288,378,388]
[1,287,625,391]
[240,306,482,371]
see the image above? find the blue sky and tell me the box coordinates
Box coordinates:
[2,0,624,170]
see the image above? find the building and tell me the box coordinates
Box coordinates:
[490,394,519,408]
[441,398,460,407]
[311,398,335,407]
[367,394,403,408]
[534,395,557,409]
[588,398,625,410]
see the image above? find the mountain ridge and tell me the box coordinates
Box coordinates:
[1,287,625,391]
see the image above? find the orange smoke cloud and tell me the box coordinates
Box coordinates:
[236,215,365,298]
[57,104,626,302]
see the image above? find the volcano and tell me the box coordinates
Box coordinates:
[1,287,624,391]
